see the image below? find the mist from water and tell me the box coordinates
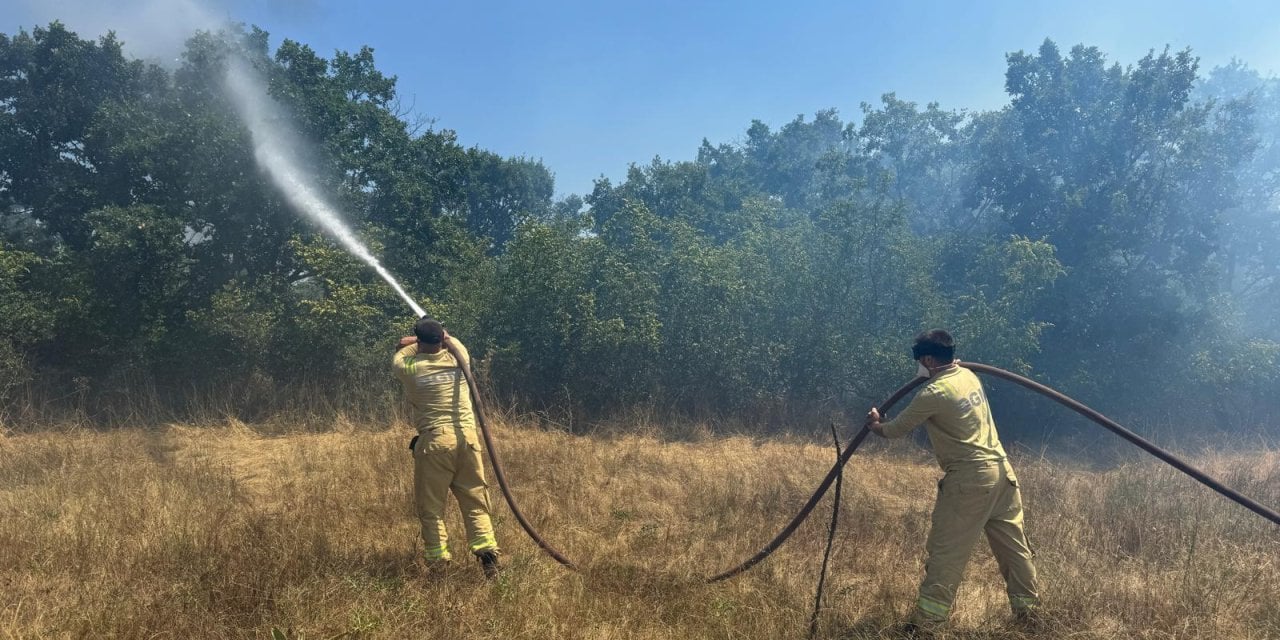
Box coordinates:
[223,57,426,319]
[12,0,427,318]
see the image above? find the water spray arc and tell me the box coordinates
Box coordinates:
[222,57,425,318]
[709,363,1280,583]
[222,54,572,569]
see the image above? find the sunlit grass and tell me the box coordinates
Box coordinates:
[1,419,1277,639]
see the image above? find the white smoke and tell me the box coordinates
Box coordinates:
[223,57,427,318]
[16,0,221,62]
[15,0,323,61]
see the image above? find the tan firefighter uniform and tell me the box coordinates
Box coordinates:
[393,338,498,561]
[878,363,1040,624]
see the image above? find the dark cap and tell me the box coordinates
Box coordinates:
[911,329,955,361]
[414,317,445,344]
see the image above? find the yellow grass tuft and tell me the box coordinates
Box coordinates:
[1,419,1278,639]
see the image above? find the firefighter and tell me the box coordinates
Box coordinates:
[393,316,500,578]
[866,329,1040,632]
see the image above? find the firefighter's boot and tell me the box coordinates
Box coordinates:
[476,549,500,579]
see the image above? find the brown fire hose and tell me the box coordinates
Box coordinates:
[707,375,927,582]
[709,362,1280,582]
[445,341,578,569]
[964,362,1280,526]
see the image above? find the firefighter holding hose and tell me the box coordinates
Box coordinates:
[866,329,1040,633]
[393,316,500,578]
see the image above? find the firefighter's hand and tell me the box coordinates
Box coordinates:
[865,407,886,437]
[398,336,416,348]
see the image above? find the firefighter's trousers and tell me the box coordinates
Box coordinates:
[911,458,1040,624]
[413,424,498,560]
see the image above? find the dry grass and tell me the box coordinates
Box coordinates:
[1,419,1279,639]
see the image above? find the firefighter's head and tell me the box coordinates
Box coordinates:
[414,317,446,353]
[912,329,956,371]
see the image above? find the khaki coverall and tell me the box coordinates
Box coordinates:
[393,339,498,561]
[879,364,1040,624]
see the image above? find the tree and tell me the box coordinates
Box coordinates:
[858,93,971,233]
[461,150,554,250]
[974,40,1255,407]
[1197,62,1280,339]
[0,243,55,407]
[0,22,150,251]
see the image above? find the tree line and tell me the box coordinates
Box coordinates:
[2,23,1277,439]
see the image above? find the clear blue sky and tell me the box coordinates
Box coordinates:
[10,0,1280,197]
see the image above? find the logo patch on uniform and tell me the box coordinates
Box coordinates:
[416,369,461,388]
[958,390,985,411]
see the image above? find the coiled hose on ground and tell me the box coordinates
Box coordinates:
[709,362,1280,583]
[446,341,578,569]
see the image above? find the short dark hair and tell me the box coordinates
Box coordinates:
[912,329,955,361]
[414,317,445,344]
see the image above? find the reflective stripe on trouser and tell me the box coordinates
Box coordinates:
[413,425,498,559]
[1010,595,1039,611]
[910,459,1040,624]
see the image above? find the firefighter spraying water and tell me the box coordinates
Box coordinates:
[223,49,575,575]
[393,318,501,577]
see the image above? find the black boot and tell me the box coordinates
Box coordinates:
[894,621,937,639]
[476,549,500,579]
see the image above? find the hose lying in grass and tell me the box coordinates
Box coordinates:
[709,362,1280,583]
[447,341,578,570]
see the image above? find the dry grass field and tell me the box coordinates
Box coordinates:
[2,417,1279,639]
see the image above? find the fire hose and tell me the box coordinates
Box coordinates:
[707,375,926,582]
[709,362,1280,583]
[445,340,578,569]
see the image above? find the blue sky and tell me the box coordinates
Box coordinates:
[10,0,1280,197]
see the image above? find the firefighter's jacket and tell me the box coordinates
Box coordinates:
[393,339,477,434]
[878,363,1008,471]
